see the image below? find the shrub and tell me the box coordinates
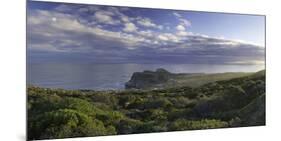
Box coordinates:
[169,119,228,130]
[117,118,143,134]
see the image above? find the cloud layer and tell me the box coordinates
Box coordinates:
[27,3,265,65]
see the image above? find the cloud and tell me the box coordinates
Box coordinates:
[158,35,169,41]
[177,31,189,36]
[123,22,138,32]
[93,11,120,25]
[173,12,182,18]
[120,15,130,23]
[176,25,186,31]
[176,24,191,37]
[136,17,163,29]
[173,12,192,37]
[54,4,75,12]
[173,12,192,28]
[137,18,156,27]
[27,9,143,52]
[158,33,180,43]
[179,18,191,27]
[27,4,264,65]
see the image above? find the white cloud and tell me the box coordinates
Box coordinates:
[158,35,169,41]
[120,15,130,23]
[173,12,191,28]
[175,22,190,37]
[232,39,264,47]
[28,16,42,25]
[173,12,182,18]
[157,33,180,43]
[136,17,164,30]
[138,30,153,37]
[29,43,59,52]
[177,31,189,36]
[93,11,120,25]
[51,17,57,22]
[198,34,209,38]
[230,60,265,65]
[123,23,138,32]
[28,9,145,52]
[176,25,186,31]
[137,18,156,27]
[179,19,191,27]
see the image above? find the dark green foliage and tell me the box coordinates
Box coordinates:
[90,93,119,109]
[169,119,228,130]
[95,110,125,126]
[116,118,143,134]
[28,109,112,140]
[28,70,265,140]
[129,98,172,110]
[238,94,265,126]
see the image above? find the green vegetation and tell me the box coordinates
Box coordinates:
[28,70,265,140]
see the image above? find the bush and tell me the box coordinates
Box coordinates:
[91,94,118,108]
[58,97,101,117]
[96,110,125,126]
[117,118,143,134]
[169,119,228,130]
[28,109,111,140]
[147,109,167,121]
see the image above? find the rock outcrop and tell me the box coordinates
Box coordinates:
[125,68,255,90]
[125,68,173,89]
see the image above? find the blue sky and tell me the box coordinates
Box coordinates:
[27,1,265,65]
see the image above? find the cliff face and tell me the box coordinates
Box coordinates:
[125,68,173,89]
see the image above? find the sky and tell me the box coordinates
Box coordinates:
[27,1,265,65]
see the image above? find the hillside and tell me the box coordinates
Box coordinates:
[28,70,265,140]
[125,68,253,89]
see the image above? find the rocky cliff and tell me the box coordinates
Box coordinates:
[125,68,173,89]
[125,68,254,90]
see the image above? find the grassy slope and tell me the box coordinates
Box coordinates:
[170,72,253,88]
[133,72,254,89]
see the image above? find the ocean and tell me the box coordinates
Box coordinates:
[28,63,264,90]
